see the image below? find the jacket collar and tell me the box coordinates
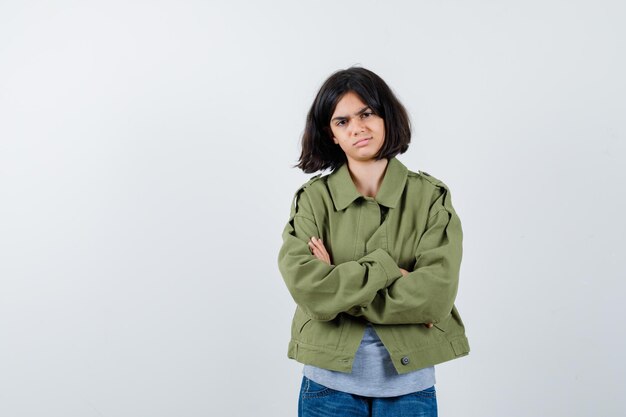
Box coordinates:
[327,156,408,211]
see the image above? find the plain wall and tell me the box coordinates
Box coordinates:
[1,1,624,416]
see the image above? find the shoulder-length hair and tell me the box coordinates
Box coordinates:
[295,66,411,173]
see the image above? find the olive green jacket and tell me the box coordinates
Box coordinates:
[277,156,470,374]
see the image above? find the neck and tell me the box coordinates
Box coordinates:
[346,158,389,198]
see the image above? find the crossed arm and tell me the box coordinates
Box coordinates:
[278,185,462,326]
[307,236,433,329]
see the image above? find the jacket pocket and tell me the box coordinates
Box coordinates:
[292,306,312,335]
[433,313,451,333]
[300,318,312,333]
[292,307,344,349]
[388,321,448,351]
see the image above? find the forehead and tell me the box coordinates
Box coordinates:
[332,91,369,116]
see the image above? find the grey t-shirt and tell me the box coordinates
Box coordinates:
[303,323,435,397]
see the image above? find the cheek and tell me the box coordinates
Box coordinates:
[379,121,386,137]
[332,128,348,142]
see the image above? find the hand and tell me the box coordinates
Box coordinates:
[308,236,332,265]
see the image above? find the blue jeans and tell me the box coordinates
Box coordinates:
[298,375,438,417]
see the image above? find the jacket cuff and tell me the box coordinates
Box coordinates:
[369,248,403,288]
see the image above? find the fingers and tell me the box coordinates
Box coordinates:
[309,236,324,248]
[309,244,323,258]
[308,236,329,262]
[424,323,433,328]
[308,236,326,254]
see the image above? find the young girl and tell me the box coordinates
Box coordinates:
[277,66,470,417]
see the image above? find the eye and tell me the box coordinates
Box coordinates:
[335,120,346,127]
[361,112,373,118]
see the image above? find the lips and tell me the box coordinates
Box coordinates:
[353,137,371,146]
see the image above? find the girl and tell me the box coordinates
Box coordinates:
[277,66,470,417]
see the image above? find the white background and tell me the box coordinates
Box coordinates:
[1,1,625,416]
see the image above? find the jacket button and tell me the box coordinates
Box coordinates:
[401,356,410,365]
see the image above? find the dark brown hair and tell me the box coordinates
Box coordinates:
[295,66,411,173]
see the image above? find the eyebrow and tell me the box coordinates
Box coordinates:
[331,106,372,122]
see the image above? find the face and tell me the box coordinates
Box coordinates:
[329,91,385,165]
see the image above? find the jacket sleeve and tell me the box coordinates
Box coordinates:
[346,184,463,325]
[277,186,403,322]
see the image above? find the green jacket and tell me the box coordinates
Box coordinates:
[277,156,470,374]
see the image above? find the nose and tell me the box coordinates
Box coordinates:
[351,119,366,136]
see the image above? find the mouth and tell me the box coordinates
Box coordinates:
[353,137,371,146]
